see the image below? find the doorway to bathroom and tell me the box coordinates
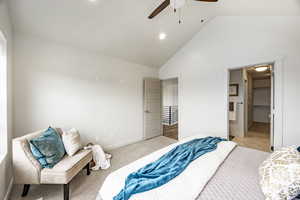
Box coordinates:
[161,78,178,140]
[228,64,274,152]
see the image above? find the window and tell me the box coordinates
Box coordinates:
[0,30,7,156]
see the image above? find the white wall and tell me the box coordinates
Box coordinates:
[162,79,178,107]
[229,69,244,137]
[0,0,13,199]
[253,106,270,123]
[160,17,300,147]
[253,79,271,123]
[13,33,158,150]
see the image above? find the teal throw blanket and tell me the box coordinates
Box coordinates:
[114,136,226,200]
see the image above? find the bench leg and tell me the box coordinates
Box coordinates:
[86,162,91,176]
[64,183,69,200]
[21,184,30,197]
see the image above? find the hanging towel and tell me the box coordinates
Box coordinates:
[229,102,237,121]
[84,144,111,170]
[113,136,226,200]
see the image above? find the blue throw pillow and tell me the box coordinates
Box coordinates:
[30,127,66,168]
[297,146,300,152]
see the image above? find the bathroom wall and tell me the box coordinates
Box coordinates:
[229,69,245,137]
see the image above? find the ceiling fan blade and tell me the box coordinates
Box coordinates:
[148,0,170,19]
[194,0,218,2]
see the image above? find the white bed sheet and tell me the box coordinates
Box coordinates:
[97,134,236,200]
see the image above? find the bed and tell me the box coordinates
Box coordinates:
[197,146,269,200]
[97,134,270,200]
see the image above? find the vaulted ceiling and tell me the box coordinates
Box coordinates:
[8,0,300,68]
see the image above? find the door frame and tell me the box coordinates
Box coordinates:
[0,30,8,156]
[226,58,284,150]
[227,68,246,138]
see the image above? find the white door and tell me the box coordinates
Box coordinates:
[143,78,162,139]
[243,69,248,136]
[270,66,275,150]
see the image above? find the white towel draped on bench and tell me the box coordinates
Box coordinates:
[84,144,111,170]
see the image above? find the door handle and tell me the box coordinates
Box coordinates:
[145,110,150,113]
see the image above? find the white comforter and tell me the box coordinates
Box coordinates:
[97,134,236,200]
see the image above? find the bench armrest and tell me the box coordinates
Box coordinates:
[13,138,42,184]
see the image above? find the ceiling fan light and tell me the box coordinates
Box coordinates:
[170,0,186,9]
[159,33,167,40]
[255,66,268,72]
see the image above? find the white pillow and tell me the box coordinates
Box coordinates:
[62,128,82,156]
[259,146,300,200]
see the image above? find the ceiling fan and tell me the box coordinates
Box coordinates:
[148,0,218,19]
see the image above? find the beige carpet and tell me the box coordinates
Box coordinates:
[9,136,176,200]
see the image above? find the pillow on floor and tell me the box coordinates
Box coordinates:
[29,127,66,168]
[62,128,82,156]
[259,146,300,200]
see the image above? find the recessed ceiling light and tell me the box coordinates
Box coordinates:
[255,66,268,72]
[159,33,167,40]
[88,0,97,3]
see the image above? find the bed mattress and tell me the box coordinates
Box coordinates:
[97,141,270,200]
[98,135,236,200]
[197,146,270,200]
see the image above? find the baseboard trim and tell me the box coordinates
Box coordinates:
[104,135,165,151]
[104,138,143,151]
[4,177,13,200]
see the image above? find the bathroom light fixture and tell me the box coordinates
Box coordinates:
[159,33,167,40]
[255,66,268,72]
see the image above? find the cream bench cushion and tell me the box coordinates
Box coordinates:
[41,149,92,184]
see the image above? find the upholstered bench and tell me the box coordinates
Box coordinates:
[13,129,92,200]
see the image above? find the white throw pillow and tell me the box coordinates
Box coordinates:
[62,128,82,156]
[259,146,300,200]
